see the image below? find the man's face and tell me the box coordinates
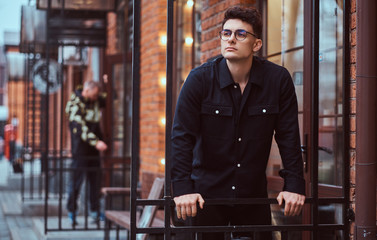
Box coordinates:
[84,87,99,101]
[220,19,262,61]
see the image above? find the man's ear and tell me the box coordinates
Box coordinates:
[253,39,263,52]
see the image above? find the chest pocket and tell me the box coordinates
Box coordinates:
[248,105,279,116]
[201,104,233,139]
[246,105,279,139]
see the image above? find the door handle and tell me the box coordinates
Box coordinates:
[301,134,308,173]
[301,134,333,173]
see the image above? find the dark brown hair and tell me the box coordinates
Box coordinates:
[222,6,262,39]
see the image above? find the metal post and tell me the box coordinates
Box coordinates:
[44,0,51,234]
[311,0,319,239]
[164,0,174,239]
[355,0,377,239]
[130,0,141,239]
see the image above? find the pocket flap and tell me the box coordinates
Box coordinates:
[248,105,279,116]
[201,104,232,116]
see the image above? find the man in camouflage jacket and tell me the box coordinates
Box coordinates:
[65,80,107,225]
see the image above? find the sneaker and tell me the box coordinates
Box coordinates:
[68,212,78,226]
[90,211,105,223]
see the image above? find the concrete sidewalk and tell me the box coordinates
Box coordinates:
[0,158,127,240]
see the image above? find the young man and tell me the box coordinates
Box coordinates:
[171,6,305,240]
[65,80,107,225]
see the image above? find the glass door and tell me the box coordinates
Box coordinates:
[264,0,346,239]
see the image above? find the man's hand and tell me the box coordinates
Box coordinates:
[95,140,108,152]
[173,193,205,220]
[277,191,305,216]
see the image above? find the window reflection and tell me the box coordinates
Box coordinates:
[318,0,344,186]
[266,0,304,178]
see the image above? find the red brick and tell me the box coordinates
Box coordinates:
[349,150,356,167]
[350,167,356,184]
[350,64,356,80]
[350,30,356,46]
[350,99,356,114]
[351,0,356,13]
[350,13,356,30]
[350,132,356,149]
[350,47,356,63]
[350,115,356,132]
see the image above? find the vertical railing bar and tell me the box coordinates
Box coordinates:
[164,0,174,240]
[31,47,36,200]
[311,0,320,239]
[84,165,88,229]
[22,48,29,201]
[44,0,51,233]
[130,0,141,239]
[58,45,65,230]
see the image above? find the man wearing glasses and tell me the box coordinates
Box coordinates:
[171,6,305,240]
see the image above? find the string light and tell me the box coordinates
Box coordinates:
[159,77,166,86]
[185,37,193,46]
[186,0,194,7]
[160,35,167,46]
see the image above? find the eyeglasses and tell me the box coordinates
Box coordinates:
[219,29,258,41]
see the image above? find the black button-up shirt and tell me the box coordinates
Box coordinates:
[171,56,305,199]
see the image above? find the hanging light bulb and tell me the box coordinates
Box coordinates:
[186,0,194,7]
[185,37,194,46]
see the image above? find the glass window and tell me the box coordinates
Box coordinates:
[265,0,304,178]
[318,0,344,186]
[175,0,202,93]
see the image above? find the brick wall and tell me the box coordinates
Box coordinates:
[106,12,118,56]
[349,0,356,238]
[200,0,257,62]
[139,0,167,190]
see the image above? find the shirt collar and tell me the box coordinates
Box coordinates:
[219,56,264,89]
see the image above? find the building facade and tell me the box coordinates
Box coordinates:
[9,0,375,239]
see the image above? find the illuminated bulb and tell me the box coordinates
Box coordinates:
[186,0,194,7]
[160,158,166,165]
[160,117,166,126]
[159,77,166,86]
[185,37,193,46]
[160,35,167,45]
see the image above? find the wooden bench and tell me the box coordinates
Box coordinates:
[103,177,165,240]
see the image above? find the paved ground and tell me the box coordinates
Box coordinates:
[0,158,127,240]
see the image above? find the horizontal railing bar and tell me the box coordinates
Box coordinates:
[135,197,347,206]
[135,224,346,234]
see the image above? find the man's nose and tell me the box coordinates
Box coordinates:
[227,32,236,42]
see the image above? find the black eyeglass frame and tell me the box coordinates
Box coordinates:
[219,29,259,41]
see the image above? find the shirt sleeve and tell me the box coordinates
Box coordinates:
[171,70,203,197]
[65,93,99,147]
[274,68,306,195]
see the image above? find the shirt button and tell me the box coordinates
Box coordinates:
[234,85,237,88]
[215,110,220,114]
[237,164,241,167]
[262,109,267,113]
[232,186,236,190]
[238,137,242,142]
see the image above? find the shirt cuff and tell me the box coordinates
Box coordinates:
[279,170,306,195]
[171,179,194,197]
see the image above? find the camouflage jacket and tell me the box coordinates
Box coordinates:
[65,87,106,156]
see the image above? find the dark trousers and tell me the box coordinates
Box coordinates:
[192,204,272,240]
[67,155,101,213]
